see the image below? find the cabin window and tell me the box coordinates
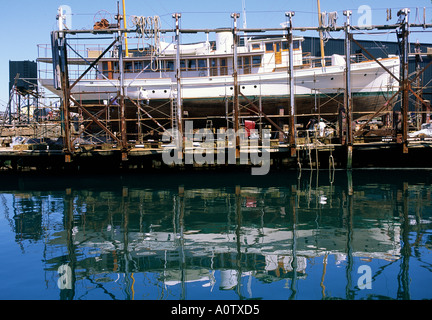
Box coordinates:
[252,55,262,67]
[281,41,300,50]
[166,61,175,72]
[252,43,261,50]
[113,61,119,73]
[220,58,228,76]
[188,59,197,71]
[243,56,251,74]
[102,61,114,79]
[125,61,133,73]
[180,60,187,71]
[265,43,274,52]
[134,61,143,71]
[198,59,207,70]
[210,58,218,77]
[143,61,151,72]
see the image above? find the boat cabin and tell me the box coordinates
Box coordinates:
[96,32,305,81]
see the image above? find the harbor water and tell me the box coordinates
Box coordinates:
[1,169,432,300]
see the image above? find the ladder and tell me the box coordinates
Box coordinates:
[171,92,179,133]
[171,89,182,146]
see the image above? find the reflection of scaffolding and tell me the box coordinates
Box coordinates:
[5,170,428,299]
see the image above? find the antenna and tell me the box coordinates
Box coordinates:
[242,0,248,46]
[242,0,247,29]
[57,5,72,32]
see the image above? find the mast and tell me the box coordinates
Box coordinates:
[317,0,326,67]
[242,0,248,46]
[122,0,129,57]
[242,0,247,29]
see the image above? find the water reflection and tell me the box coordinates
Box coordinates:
[2,170,432,300]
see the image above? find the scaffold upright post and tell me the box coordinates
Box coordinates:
[174,13,184,158]
[286,11,296,157]
[118,31,128,161]
[344,10,353,169]
[399,8,410,154]
[231,13,241,158]
[54,32,73,162]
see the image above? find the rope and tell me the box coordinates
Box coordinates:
[328,11,338,30]
[131,16,161,71]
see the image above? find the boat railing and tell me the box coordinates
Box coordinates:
[37,40,383,82]
[37,42,264,81]
[300,52,375,69]
[350,53,369,63]
[301,53,332,69]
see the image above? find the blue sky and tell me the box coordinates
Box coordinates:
[1,0,431,110]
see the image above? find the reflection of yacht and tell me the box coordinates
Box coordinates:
[7,170,427,299]
[44,222,401,294]
[49,222,401,268]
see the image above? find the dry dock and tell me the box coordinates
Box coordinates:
[2,8,432,173]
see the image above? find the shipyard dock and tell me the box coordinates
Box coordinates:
[1,134,432,173]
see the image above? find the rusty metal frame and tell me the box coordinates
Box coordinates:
[70,96,122,144]
[239,92,289,140]
[47,11,432,165]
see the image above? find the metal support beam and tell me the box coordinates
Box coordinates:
[174,13,183,156]
[399,9,410,154]
[239,92,288,140]
[117,32,128,159]
[355,88,401,133]
[232,13,241,157]
[57,36,73,160]
[344,10,353,169]
[286,11,296,157]
[69,39,117,91]
[129,99,167,133]
[70,97,121,144]
[53,21,432,38]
